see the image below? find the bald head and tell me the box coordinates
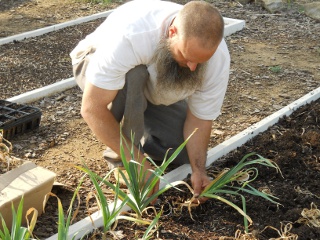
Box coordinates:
[174,1,224,49]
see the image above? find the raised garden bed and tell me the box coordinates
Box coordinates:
[40,91,320,240]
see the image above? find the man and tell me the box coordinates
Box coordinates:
[70,0,230,200]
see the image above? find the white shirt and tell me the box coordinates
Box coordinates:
[70,0,230,120]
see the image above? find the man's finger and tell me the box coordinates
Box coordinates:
[193,182,202,199]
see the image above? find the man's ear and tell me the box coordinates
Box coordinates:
[168,25,178,38]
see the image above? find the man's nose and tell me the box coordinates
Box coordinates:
[187,62,197,71]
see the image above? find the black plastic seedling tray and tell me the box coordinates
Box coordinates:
[0,100,42,139]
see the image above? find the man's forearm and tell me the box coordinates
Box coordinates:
[81,83,144,163]
[183,109,212,173]
[82,105,121,152]
[82,106,146,163]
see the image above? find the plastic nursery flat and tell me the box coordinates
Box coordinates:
[0,100,42,139]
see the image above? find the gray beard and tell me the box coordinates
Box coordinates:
[152,39,207,93]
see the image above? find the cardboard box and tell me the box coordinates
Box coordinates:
[0,161,56,230]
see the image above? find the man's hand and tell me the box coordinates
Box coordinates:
[190,170,211,203]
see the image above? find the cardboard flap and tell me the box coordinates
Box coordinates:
[0,161,36,192]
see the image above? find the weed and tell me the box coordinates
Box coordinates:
[269,65,282,73]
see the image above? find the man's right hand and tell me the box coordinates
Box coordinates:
[191,170,211,203]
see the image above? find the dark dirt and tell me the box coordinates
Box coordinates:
[156,98,320,240]
[0,0,319,239]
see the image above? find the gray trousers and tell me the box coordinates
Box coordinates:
[73,55,189,165]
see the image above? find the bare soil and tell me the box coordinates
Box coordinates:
[0,0,319,239]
